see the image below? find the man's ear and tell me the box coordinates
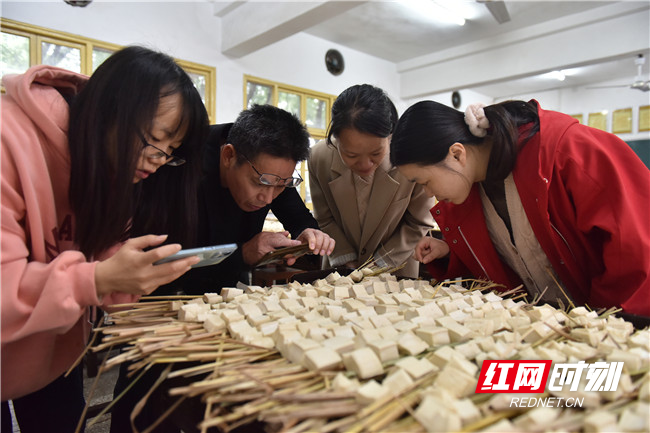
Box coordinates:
[448,142,467,166]
[221,144,237,168]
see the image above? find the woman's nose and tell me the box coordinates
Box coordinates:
[358,158,373,169]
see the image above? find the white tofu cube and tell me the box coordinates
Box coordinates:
[237,303,263,317]
[382,368,414,396]
[332,325,355,339]
[343,347,384,379]
[415,395,462,433]
[432,362,477,398]
[354,329,381,347]
[368,339,399,362]
[249,336,275,349]
[435,316,473,342]
[350,284,369,298]
[303,346,342,371]
[386,281,401,293]
[203,314,226,333]
[322,335,355,354]
[355,380,389,405]
[376,325,400,341]
[395,356,437,379]
[370,281,388,295]
[415,326,450,347]
[228,320,256,340]
[332,372,359,392]
[221,287,244,300]
[330,285,351,300]
[219,309,244,324]
[397,332,429,356]
[203,293,223,304]
[285,338,321,364]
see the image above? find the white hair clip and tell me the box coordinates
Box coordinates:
[464,103,490,137]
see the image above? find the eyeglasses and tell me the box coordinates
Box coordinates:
[245,157,303,188]
[139,135,186,167]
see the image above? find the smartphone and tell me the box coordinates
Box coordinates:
[154,243,238,268]
[254,242,312,267]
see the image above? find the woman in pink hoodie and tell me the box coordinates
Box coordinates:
[1,46,208,432]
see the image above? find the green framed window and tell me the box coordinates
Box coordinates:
[1,18,216,123]
[244,75,336,209]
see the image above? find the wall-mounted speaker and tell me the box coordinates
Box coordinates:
[325,49,344,76]
[452,91,461,109]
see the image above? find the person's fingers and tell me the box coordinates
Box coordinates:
[145,243,184,264]
[126,234,169,250]
[301,230,317,250]
[420,250,437,264]
[323,237,335,255]
[146,259,198,291]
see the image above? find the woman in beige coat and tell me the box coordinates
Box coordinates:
[309,84,435,277]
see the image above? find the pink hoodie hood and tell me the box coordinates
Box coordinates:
[2,64,86,154]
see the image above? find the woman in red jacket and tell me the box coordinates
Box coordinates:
[390,99,649,316]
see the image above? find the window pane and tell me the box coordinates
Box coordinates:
[187,71,206,104]
[246,82,272,108]
[306,97,327,129]
[1,32,30,75]
[92,47,113,72]
[278,91,300,117]
[41,42,80,73]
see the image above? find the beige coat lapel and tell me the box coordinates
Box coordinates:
[328,153,362,245]
[359,164,399,249]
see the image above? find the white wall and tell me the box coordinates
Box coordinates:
[499,85,650,142]
[0,1,399,123]
[2,0,648,142]
[406,83,650,142]
[221,31,399,123]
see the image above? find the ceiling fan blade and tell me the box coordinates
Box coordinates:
[631,81,650,92]
[477,0,511,24]
[585,84,631,89]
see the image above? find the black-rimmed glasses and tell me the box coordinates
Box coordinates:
[139,136,186,167]
[245,157,303,188]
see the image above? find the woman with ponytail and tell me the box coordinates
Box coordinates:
[390,99,649,315]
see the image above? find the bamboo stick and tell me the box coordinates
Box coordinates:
[87,277,645,433]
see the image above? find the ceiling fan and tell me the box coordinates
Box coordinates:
[477,0,511,24]
[586,54,650,92]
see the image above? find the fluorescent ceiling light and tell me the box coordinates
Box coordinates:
[541,70,566,81]
[400,0,466,26]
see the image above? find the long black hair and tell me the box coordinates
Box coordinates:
[68,46,208,258]
[327,84,398,145]
[390,100,540,181]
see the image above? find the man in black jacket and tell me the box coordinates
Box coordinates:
[160,104,335,294]
[111,105,335,433]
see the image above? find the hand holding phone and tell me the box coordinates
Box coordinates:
[154,244,238,268]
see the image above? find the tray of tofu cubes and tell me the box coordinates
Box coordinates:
[98,271,650,432]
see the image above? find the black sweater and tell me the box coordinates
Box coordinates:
[156,124,318,295]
